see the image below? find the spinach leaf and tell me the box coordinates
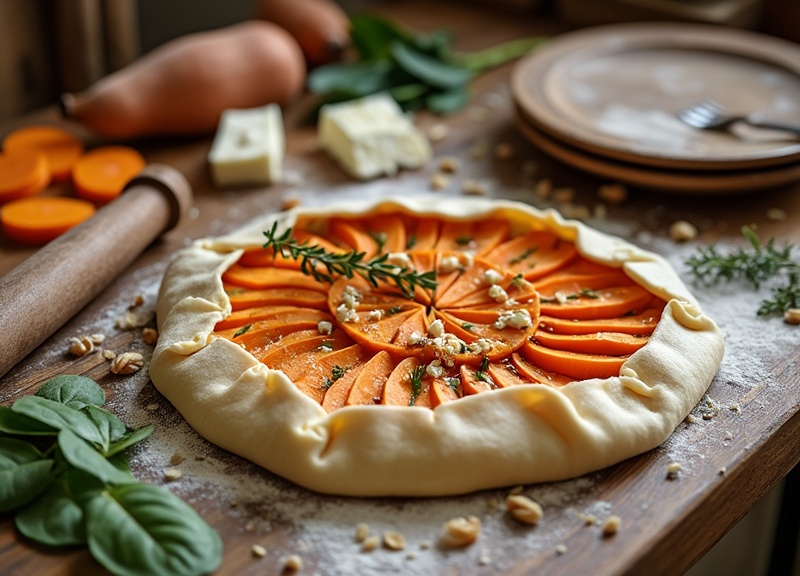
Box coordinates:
[0,437,54,512]
[83,405,128,448]
[11,396,105,446]
[427,88,471,113]
[36,375,105,409]
[57,429,135,486]
[307,59,395,95]
[0,405,58,436]
[350,13,413,60]
[86,483,223,576]
[106,425,153,458]
[390,41,474,90]
[15,474,87,546]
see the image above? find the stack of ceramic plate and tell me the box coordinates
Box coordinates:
[510,22,800,194]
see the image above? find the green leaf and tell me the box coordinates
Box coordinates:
[83,405,127,449]
[15,474,87,546]
[36,375,105,410]
[0,405,58,436]
[0,437,54,512]
[350,13,414,60]
[427,87,471,113]
[450,36,547,72]
[12,396,105,446]
[390,41,474,90]
[57,429,135,486]
[105,424,153,458]
[86,483,223,576]
[308,59,395,95]
[388,83,431,104]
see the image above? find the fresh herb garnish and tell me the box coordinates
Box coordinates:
[580,288,599,299]
[475,356,490,383]
[510,247,536,265]
[323,365,347,389]
[446,377,461,394]
[461,322,474,331]
[233,323,252,338]
[0,375,222,576]
[408,365,426,406]
[369,231,388,253]
[307,14,546,114]
[455,235,473,246]
[388,305,403,315]
[511,273,526,288]
[686,225,799,316]
[406,235,417,249]
[263,223,437,298]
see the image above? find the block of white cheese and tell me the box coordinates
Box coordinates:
[319,93,432,180]
[208,104,284,187]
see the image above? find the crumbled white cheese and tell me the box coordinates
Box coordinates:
[342,285,362,309]
[488,284,509,303]
[368,309,384,321]
[494,309,532,330]
[208,104,284,187]
[386,252,411,267]
[428,319,445,338]
[408,331,425,345]
[483,269,504,286]
[317,320,333,335]
[318,93,432,180]
[336,304,359,323]
[439,255,462,274]
[467,339,494,354]
[426,360,444,378]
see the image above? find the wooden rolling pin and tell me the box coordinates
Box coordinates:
[0,164,192,379]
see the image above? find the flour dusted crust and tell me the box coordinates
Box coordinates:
[151,197,723,496]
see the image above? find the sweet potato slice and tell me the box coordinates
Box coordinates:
[382,357,431,407]
[321,362,366,412]
[346,350,395,406]
[534,330,649,356]
[537,307,662,336]
[510,353,573,386]
[436,219,509,255]
[520,340,626,380]
[225,286,328,311]
[328,218,380,258]
[222,265,328,291]
[429,377,460,408]
[404,217,440,250]
[539,285,654,320]
[293,344,368,404]
[460,363,495,396]
[485,231,578,280]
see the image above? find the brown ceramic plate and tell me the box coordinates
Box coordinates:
[511,22,800,171]
[516,114,800,194]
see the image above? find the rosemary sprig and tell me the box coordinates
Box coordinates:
[262,223,437,298]
[408,365,426,406]
[685,225,799,316]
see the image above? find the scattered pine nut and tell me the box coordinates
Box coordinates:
[669,220,698,242]
[163,467,182,481]
[355,523,370,543]
[361,535,380,552]
[597,183,628,204]
[534,178,552,199]
[251,544,267,558]
[283,554,302,572]
[430,173,449,191]
[478,554,492,566]
[602,515,622,536]
[666,462,682,480]
[556,544,568,555]
[441,516,481,548]
[169,452,185,466]
[438,156,460,173]
[584,514,598,526]
[419,540,432,550]
[428,123,449,142]
[383,531,406,551]
[133,294,145,307]
[142,327,158,346]
[145,402,159,411]
[784,308,800,325]
[462,179,488,196]
[506,494,544,525]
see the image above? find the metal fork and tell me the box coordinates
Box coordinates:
[677,100,800,138]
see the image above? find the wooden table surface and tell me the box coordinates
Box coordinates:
[1,2,799,575]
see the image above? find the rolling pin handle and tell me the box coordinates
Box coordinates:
[123,164,193,233]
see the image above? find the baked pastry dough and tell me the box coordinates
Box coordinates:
[151,197,723,496]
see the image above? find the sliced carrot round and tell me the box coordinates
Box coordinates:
[1,196,95,245]
[3,126,84,181]
[0,150,50,204]
[72,146,146,204]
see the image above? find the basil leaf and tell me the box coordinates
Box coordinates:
[0,437,54,512]
[388,83,430,104]
[350,13,414,60]
[308,59,394,95]
[83,405,127,449]
[0,405,58,436]
[36,375,106,409]
[106,424,154,458]
[65,467,108,504]
[12,396,105,446]
[15,475,87,546]
[86,483,223,576]
[427,87,471,113]
[57,429,135,486]
[390,41,473,90]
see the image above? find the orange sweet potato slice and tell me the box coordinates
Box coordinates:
[404,217,440,250]
[328,219,380,258]
[382,357,431,407]
[436,219,509,255]
[539,285,654,320]
[485,231,578,280]
[520,340,626,380]
[460,363,495,396]
[222,265,329,291]
[429,377,460,408]
[257,329,352,368]
[510,353,573,386]
[534,330,649,356]
[292,344,368,404]
[346,350,395,406]
[225,286,328,311]
[537,307,662,336]
[321,362,366,412]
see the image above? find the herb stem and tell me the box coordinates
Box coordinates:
[450,37,547,72]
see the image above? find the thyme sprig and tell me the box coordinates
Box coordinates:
[685,225,799,316]
[263,223,437,298]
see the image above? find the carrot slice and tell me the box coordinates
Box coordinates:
[0,151,50,203]
[520,340,626,380]
[510,353,573,386]
[537,307,663,336]
[223,264,329,291]
[1,197,95,245]
[534,330,649,356]
[539,285,654,320]
[346,350,395,406]
[72,146,146,204]
[3,126,84,181]
[225,286,328,311]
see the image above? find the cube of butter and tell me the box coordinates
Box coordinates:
[319,93,431,180]
[208,104,284,187]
